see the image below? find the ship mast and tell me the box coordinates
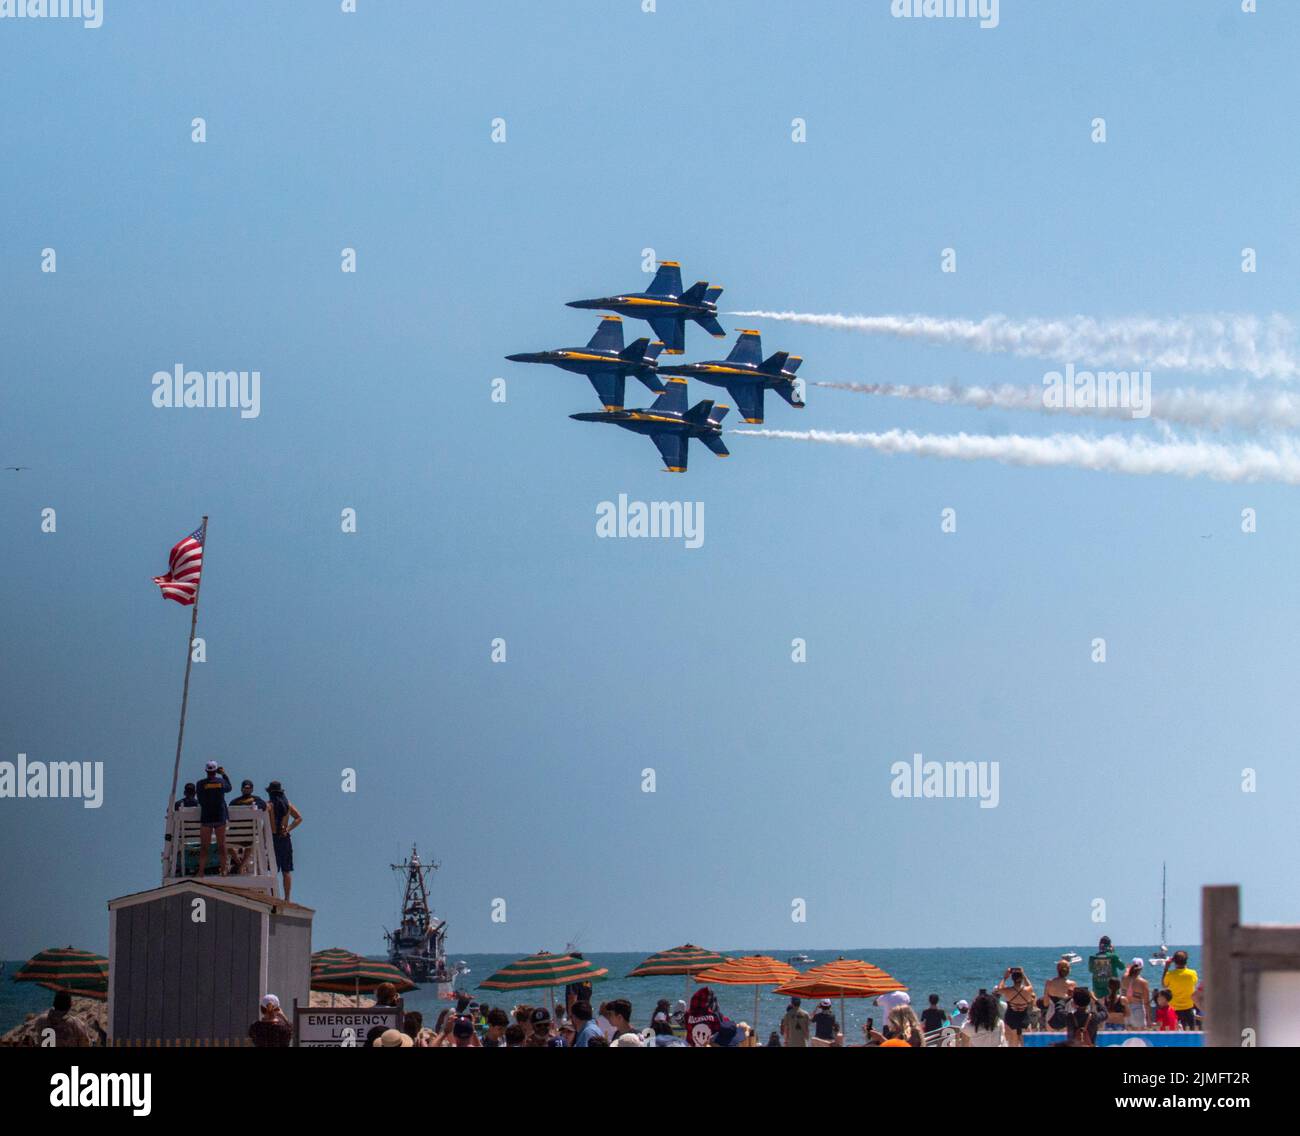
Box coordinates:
[1160,860,1167,946]
[392,844,438,935]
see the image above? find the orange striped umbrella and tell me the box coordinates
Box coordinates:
[775,957,908,1039]
[692,955,800,1037]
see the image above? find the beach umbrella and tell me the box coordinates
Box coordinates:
[628,944,727,1003]
[310,957,416,1005]
[13,947,108,1001]
[774,957,907,1040]
[311,947,361,970]
[478,951,608,1014]
[692,955,800,1038]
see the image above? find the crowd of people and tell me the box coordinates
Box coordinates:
[174,761,303,900]
[244,936,1203,1047]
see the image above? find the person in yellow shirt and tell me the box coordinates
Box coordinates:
[1161,951,1199,1030]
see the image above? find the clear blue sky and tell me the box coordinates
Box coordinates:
[2,1,1298,958]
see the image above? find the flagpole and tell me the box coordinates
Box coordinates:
[162,515,208,881]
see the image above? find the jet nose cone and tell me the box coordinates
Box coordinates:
[567,298,601,310]
[505,352,543,363]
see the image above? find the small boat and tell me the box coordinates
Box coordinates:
[1060,952,1083,966]
[788,953,815,965]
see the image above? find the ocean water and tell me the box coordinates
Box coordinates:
[2,944,1197,1039]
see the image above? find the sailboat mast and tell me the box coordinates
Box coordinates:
[1160,861,1167,943]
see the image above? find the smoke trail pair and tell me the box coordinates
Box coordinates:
[731,310,1300,381]
[737,427,1300,484]
[815,380,1300,433]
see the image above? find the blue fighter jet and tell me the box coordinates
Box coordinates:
[658,329,805,424]
[506,316,665,409]
[570,377,730,473]
[566,261,726,355]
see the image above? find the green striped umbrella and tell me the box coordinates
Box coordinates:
[478,951,608,1014]
[14,947,109,1000]
[311,947,361,971]
[627,944,726,978]
[628,944,727,1006]
[310,957,416,1004]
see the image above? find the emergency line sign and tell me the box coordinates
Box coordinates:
[294,1005,402,1047]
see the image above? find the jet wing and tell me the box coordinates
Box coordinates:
[647,316,685,355]
[651,431,689,472]
[729,382,766,424]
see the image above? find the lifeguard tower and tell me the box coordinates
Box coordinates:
[163,802,279,896]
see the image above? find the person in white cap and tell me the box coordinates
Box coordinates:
[248,994,292,1047]
[1124,958,1150,1029]
[811,998,839,1045]
[951,998,971,1029]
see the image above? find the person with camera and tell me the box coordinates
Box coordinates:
[994,965,1035,1046]
[194,760,232,877]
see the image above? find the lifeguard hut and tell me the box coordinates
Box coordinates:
[106,803,313,1045]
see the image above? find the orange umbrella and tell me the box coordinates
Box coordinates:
[693,955,800,1038]
[775,957,908,1042]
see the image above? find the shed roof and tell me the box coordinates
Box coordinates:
[108,879,315,916]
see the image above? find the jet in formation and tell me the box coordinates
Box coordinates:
[658,328,805,424]
[506,315,665,410]
[566,260,725,355]
[570,377,729,473]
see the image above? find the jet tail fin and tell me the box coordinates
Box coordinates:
[700,433,730,457]
[620,337,654,363]
[683,399,716,425]
[704,285,724,304]
[760,350,790,374]
[679,280,709,306]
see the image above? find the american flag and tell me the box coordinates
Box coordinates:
[153,523,205,605]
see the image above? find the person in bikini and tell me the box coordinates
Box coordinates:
[995,966,1036,1046]
[1123,958,1150,1029]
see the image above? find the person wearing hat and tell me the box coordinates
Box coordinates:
[264,780,302,901]
[951,998,971,1030]
[524,1006,565,1047]
[1088,935,1124,999]
[194,761,232,877]
[248,994,292,1047]
[1123,958,1150,1029]
[373,1027,414,1048]
[811,998,839,1046]
[231,780,266,810]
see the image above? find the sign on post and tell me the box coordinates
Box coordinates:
[294,1005,403,1047]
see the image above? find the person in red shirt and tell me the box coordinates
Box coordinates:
[1154,988,1177,1030]
[685,986,722,1046]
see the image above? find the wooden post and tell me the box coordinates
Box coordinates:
[1203,884,1240,1048]
[161,516,208,882]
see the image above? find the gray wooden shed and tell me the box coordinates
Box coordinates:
[108,880,313,1045]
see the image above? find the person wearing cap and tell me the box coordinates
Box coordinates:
[248,994,292,1047]
[780,996,811,1048]
[524,1006,564,1047]
[951,998,971,1030]
[1124,958,1150,1029]
[231,780,266,810]
[194,762,232,876]
[264,780,302,901]
[811,998,839,1046]
[1088,935,1123,999]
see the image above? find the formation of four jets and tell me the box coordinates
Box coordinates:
[507,261,807,472]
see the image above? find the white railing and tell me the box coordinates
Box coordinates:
[163,804,278,896]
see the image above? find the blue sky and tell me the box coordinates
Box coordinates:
[2,0,1298,957]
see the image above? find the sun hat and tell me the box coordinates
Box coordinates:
[373,1028,413,1047]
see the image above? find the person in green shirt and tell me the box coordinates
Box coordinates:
[1088,935,1123,999]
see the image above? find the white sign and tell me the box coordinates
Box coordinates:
[294,1006,402,1047]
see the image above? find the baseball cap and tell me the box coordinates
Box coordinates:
[530,1007,550,1024]
[819,998,832,1008]
[955,999,970,1010]
[1130,957,1144,967]
[265,780,283,793]
[205,761,218,772]
[260,994,280,1010]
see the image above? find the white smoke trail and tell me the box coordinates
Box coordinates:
[815,380,1300,432]
[730,311,1300,381]
[736,427,1300,484]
